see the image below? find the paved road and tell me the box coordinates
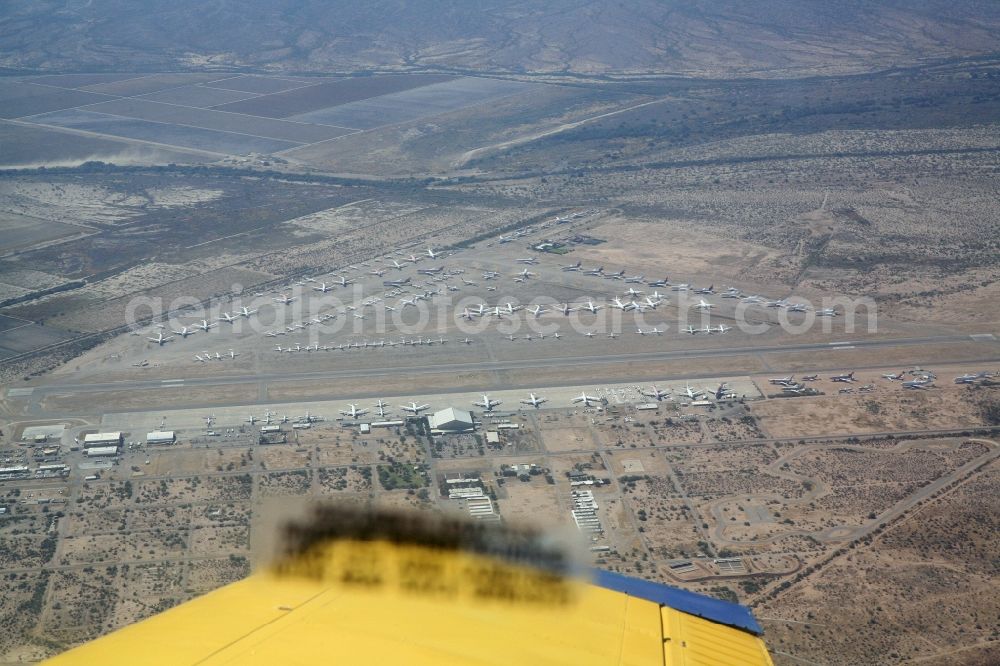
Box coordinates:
[21,333,997,400]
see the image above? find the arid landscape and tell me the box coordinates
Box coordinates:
[0,2,998,664]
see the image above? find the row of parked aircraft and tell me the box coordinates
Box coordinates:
[274,337,475,352]
[242,380,732,426]
[766,367,994,392]
[554,259,838,315]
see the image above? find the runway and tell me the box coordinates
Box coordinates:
[17,333,998,401]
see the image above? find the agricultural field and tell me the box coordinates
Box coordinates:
[80,98,352,143]
[213,74,457,118]
[289,77,538,129]
[25,109,299,155]
[0,71,594,174]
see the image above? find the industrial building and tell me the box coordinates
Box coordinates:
[571,489,603,534]
[86,445,120,457]
[145,431,175,445]
[83,432,123,448]
[428,408,475,433]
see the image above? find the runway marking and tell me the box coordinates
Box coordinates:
[161,379,185,385]
[971,334,996,341]
[832,345,856,350]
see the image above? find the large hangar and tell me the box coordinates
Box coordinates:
[428,408,475,433]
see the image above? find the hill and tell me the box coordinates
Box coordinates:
[2,0,999,78]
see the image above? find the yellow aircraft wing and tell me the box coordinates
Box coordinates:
[44,508,773,665]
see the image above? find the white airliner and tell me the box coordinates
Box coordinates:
[647,277,669,287]
[171,326,196,338]
[561,261,582,271]
[584,266,604,276]
[195,319,217,331]
[374,399,391,418]
[830,371,856,383]
[768,375,795,385]
[297,411,324,423]
[218,312,236,323]
[579,301,601,313]
[624,287,644,297]
[527,305,546,317]
[694,284,715,294]
[312,283,334,293]
[473,394,502,411]
[572,392,603,407]
[671,283,690,291]
[679,384,704,399]
[517,257,538,265]
[147,332,174,345]
[520,393,547,408]
[246,414,258,425]
[274,294,295,304]
[238,306,257,318]
[369,268,386,277]
[339,404,368,419]
[816,308,838,316]
[517,268,535,279]
[641,385,671,401]
[426,247,440,259]
[882,371,906,381]
[389,259,406,270]
[611,297,633,311]
[643,297,662,309]
[624,275,644,284]
[713,324,732,334]
[786,303,808,313]
[401,402,430,414]
[693,299,714,310]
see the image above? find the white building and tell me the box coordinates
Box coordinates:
[146,431,175,445]
[428,408,475,433]
[86,446,119,457]
[83,432,122,448]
